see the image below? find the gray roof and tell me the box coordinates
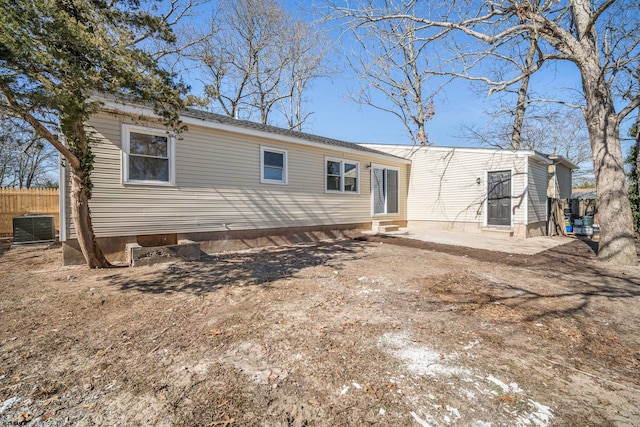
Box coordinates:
[94,93,407,160]
[181,107,405,159]
[571,191,596,200]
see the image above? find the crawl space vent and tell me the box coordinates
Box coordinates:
[12,215,55,244]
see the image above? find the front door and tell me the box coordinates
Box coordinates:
[487,171,511,226]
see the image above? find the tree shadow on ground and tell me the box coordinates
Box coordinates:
[370,234,640,322]
[424,270,640,321]
[360,234,640,271]
[102,240,366,295]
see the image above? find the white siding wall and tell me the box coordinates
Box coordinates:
[528,160,549,224]
[66,112,407,239]
[366,145,529,226]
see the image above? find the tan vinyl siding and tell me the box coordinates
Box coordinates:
[528,159,549,224]
[68,112,407,238]
[366,145,529,226]
[555,164,572,199]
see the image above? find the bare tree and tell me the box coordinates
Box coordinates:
[510,35,540,149]
[342,1,437,144]
[1,0,188,268]
[277,20,332,131]
[0,116,58,188]
[337,0,640,265]
[462,105,592,172]
[192,0,329,129]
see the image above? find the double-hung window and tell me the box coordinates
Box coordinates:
[260,146,288,184]
[122,124,175,185]
[373,166,399,214]
[325,157,359,193]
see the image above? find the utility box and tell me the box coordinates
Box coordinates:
[12,215,55,244]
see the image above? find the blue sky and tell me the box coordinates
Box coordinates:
[179,0,636,159]
[300,76,485,146]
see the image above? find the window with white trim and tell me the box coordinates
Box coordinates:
[260,146,287,184]
[373,166,399,214]
[325,157,359,193]
[122,124,175,185]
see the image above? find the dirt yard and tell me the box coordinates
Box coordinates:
[1,236,639,426]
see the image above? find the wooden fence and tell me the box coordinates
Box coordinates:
[0,188,59,237]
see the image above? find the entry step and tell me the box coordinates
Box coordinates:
[481,226,514,237]
[372,220,400,233]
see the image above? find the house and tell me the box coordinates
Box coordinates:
[59,98,411,264]
[59,99,576,265]
[570,189,597,218]
[363,145,576,238]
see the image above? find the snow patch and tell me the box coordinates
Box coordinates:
[378,332,468,377]
[446,405,461,421]
[356,287,381,295]
[487,375,511,393]
[379,331,553,427]
[0,397,19,414]
[410,411,433,427]
[516,399,553,427]
[463,339,482,350]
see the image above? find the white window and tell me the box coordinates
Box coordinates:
[373,166,399,214]
[325,157,359,193]
[260,146,288,184]
[122,124,175,185]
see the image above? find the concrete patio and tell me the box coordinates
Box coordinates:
[370,227,575,255]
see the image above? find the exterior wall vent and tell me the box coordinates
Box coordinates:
[12,215,55,244]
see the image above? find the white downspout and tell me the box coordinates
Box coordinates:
[58,133,66,242]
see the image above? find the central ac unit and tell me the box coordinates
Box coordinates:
[12,215,55,244]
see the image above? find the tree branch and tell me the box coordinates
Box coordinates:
[0,83,80,170]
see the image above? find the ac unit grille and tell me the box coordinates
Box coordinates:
[13,215,55,244]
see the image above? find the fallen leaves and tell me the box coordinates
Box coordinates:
[11,412,32,424]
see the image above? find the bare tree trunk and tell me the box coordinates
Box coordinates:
[635,108,640,221]
[586,100,636,264]
[69,166,111,268]
[510,37,537,150]
[66,118,111,268]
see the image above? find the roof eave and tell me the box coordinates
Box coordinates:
[93,95,411,164]
[547,155,579,170]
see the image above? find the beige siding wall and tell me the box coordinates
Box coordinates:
[528,159,549,224]
[66,112,407,239]
[366,145,529,226]
[555,164,573,199]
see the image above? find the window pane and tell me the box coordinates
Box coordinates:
[129,156,169,181]
[344,177,357,192]
[387,169,399,213]
[373,169,385,214]
[327,175,340,191]
[327,161,341,176]
[344,163,357,192]
[264,151,284,167]
[264,166,283,181]
[130,132,168,157]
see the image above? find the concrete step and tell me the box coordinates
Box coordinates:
[481,226,514,237]
[378,225,400,233]
[372,220,396,227]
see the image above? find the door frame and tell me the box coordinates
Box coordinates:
[370,163,400,216]
[483,169,514,227]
